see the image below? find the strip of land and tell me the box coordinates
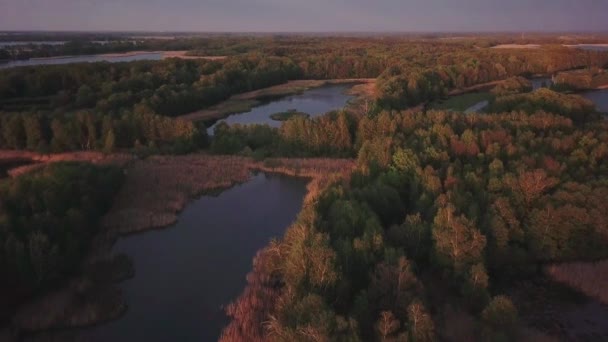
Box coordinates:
[25,50,227,61]
[563,44,608,48]
[491,44,541,49]
[0,150,134,178]
[99,50,228,60]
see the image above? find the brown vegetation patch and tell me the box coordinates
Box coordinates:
[102,155,355,235]
[102,155,251,235]
[546,261,608,304]
[0,150,134,178]
[491,44,542,49]
[12,278,125,333]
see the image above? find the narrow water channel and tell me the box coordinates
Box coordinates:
[84,173,308,342]
[209,84,355,133]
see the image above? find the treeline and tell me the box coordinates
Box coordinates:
[0,106,203,153]
[220,106,608,341]
[0,36,269,61]
[0,163,124,323]
[491,76,532,96]
[210,111,356,158]
[376,47,608,109]
[211,88,598,158]
[0,56,301,117]
[6,40,607,118]
[486,88,598,123]
[3,33,608,61]
[0,56,301,152]
[2,39,608,156]
[552,68,608,90]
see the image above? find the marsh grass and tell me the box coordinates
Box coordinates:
[546,261,608,304]
[102,155,355,235]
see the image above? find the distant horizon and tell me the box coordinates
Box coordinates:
[1,30,608,35]
[1,0,607,33]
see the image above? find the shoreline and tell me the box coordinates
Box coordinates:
[180,78,375,123]
[491,44,541,49]
[563,43,608,48]
[5,154,355,340]
[6,51,227,63]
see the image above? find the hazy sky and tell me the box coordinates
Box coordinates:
[1,0,607,32]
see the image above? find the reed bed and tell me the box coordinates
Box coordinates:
[546,261,608,304]
[102,155,355,235]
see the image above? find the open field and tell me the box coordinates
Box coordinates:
[180,79,375,122]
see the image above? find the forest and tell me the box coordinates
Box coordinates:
[221,107,608,342]
[2,37,607,155]
[0,163,124,323]
[1,34,608,341]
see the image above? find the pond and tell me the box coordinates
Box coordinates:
[531,77,553,90]
[209,84,355,133]
[0,52,163,69]
[84,173,308,342]
[581,89,608,113]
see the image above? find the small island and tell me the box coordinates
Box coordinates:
[269,109,310,121]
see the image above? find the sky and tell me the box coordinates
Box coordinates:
[1,0,607,32]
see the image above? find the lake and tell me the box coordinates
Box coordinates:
[84,173,308,342]
[0,41,67,47]
[0,52,163,69]
[209,84,355,133]
[582,89,608,113]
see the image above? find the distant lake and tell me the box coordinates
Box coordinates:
[582,89,608,113]
[84,173,308,342]
[566,44,608,52]
[209,84,354,133]
[0,52,163,69]
[0,41,67,47]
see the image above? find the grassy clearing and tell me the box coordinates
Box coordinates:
[429,92,494,111]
